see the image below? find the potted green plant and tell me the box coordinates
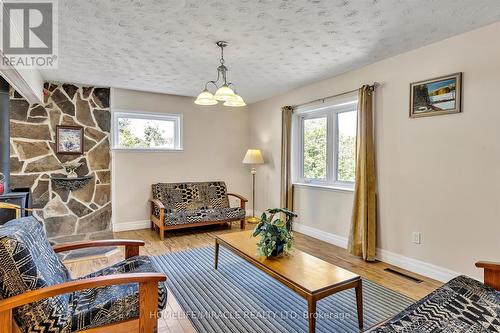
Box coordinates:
[252,208,297,258]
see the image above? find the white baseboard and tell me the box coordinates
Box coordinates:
[292,222,460,282]
[293,223,348,248]
[113,220,151,232]
[375,248,461,283]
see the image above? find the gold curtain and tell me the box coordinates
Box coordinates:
[348,85,377,261]
[280,106,294,210]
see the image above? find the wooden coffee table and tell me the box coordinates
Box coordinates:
[214,230,363,333]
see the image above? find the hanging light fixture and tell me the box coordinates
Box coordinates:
[194,41,246,107]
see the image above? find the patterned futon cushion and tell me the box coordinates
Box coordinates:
[152,181,230,213]
[0,217,73,332]
[165,207,245,226]
[369,275,500,332]
[71,256,167,331]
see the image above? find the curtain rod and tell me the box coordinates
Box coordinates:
[292,82,380,109]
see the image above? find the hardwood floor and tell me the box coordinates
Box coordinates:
[64,222,442,333]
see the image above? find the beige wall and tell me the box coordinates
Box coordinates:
[111,88,251,229]
[248,22,500,280]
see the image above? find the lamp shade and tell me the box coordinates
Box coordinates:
[242,149,264,164]
[214,85,236,101]
[224,94,246,107]
[194,89,218,105]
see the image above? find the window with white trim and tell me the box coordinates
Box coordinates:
[112,111,182,151]
[292,94,357,189]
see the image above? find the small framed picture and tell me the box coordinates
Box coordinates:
[410,72,462,118]
[56,125,84,155]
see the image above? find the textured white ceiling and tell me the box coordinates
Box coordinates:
[41,0,500,103]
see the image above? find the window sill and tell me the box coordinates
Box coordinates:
[293,182,354,193]
[112,148,184,153]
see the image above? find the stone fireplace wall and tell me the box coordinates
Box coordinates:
[9,83,112,244]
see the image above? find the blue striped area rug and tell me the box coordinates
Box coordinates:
[151,247,413,333]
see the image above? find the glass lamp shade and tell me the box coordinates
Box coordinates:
[224,94,246,107]
[194,90,218,105]
[242,149,264,164]
[214,85,236,101]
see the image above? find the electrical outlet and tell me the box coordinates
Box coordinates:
[412,232,421,244]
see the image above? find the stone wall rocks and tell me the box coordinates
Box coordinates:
[10,157,23,173]
[9,83,112,245]
[11,174,39,188]
[76,93,95,127]
[88,139,110,170]
[51,89,75,115]
[93,109,110,132]
[10,100,30,121]
[30,105,47,117]
[14,141,51,160]
[24,155,62,173]
[11,122,52,140]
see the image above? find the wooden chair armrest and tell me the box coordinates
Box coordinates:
[476,261,500,290]
[0,273,166,312]
[53,240,145,259]
[150,199,165,209]
[475,261,500,270]
[227,193,248,210]
[227,193,248,202]
[53,239,145,252]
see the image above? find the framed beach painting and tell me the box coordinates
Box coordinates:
[56,125,84,154]
[410,72,462,118]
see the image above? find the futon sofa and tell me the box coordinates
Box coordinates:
[367,262,500,332]
[150,181,247,240]
[0,216,167,333]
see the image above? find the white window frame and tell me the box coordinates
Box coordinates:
[112,110,183,151]
[292,95,357,190]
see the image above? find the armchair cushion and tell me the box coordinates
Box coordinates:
[71,256,167,331]
[369,275,500,332]
[165,207,245,226]
[0,217,72,332]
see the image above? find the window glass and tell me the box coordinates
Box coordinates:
[113,112,182,150]
[337,111,357,182]
[303,117,327,180]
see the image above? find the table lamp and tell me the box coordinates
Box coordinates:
[242,149,264,223]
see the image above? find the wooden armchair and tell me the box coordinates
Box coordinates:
[0,217,167,333]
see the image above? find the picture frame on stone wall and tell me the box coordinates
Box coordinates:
[409,72,462,118]
[56,125,84,155]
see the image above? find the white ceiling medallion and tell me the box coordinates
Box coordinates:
[195,41,246,107]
